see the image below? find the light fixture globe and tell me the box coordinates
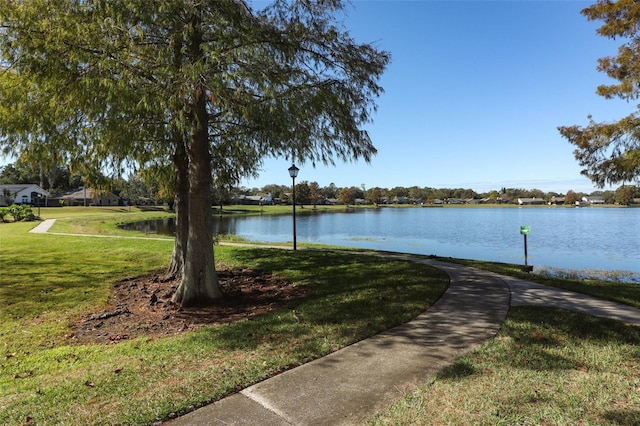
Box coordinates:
[288,164,299,178]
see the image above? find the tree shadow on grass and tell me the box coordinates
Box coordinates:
[189,247,448,352]
[438,305,640,378]
[1,256,110,319]
[603,409,640,425]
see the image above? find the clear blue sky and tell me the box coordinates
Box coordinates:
[0,1,628,194]
[243,0,631,194]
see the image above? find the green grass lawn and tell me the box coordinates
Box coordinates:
[1,206,638,425]
[0,208,448,425]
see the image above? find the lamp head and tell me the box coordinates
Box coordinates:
[288,164,299,178]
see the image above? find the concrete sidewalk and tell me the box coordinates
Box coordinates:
[166,260,512,425]
[166,259,640,425]
[503,273,640,326]
[29,218,57,233]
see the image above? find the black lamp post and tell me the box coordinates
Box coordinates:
[37,193,42,217]
[288,164,299,250]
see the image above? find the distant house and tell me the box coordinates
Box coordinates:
[233,193,273,205]
[446,198,464,204]
[582,196,605,205]
[550,196,565,205]
[517,197,546,205]
[324,198,338,205]
[496,194,512,204]
[57,187,120,206]
[0,184,49,207]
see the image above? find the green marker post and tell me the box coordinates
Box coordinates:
[520,225,530,266]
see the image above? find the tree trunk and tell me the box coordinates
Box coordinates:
[39,163,45,189]
[166,138,189,280]
[172,83,223,306]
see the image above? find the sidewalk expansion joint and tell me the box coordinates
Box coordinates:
[240,388,296,425]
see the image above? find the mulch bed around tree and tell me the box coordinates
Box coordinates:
[68,267,306,344]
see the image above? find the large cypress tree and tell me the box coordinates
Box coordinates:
[0,0,390,306]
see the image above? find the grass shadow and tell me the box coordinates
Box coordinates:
[439,306,640,382]
[190,247,449,353]
[603,409,640,425]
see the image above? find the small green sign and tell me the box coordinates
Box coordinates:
[520,225,530,235]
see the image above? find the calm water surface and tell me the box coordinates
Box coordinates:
[126,207,640,276]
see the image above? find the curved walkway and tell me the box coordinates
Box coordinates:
[168,259,512,426]
[29,219,640,425]
[167,259,639,426]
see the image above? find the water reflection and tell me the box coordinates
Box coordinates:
[120,217,176,235]
[120,216,240,236]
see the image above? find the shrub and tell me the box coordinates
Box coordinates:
[7,204,35,221]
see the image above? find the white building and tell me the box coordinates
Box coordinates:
[0,184,49,206]
[517,197,546,205]
[582,196,605,205]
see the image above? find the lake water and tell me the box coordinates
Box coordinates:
[124,207,640,277]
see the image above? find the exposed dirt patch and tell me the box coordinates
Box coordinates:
[68,267,306,344]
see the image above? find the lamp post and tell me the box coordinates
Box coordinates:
[37,193,42,218]
[288,164,299,251]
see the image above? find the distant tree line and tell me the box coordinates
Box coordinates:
[3,160,639,206]
[240,182,640,206]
